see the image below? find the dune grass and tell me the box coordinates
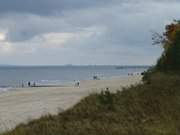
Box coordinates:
[1,73,180,135]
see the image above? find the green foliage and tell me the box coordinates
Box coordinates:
[143,21,180,83]
[98,88,114,110]
[154,21,180,71]
[142,67,156,83]
[2,73,180,135]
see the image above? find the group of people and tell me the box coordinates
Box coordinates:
[21,81,36,88]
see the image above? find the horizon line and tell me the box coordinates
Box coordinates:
[0,64,153,67]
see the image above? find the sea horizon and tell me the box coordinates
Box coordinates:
[0,64,152,67]
[0,65,149,90]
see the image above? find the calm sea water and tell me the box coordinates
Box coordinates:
[0,66,149,90]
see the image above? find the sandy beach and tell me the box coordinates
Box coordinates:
[0,75,141,132]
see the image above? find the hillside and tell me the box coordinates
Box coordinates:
[2,73,180,135]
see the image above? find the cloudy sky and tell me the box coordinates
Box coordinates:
[0,0,179,65]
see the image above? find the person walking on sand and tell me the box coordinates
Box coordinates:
[28,81,31,87]
[75,81,80,87]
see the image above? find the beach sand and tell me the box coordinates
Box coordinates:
[0,75,142,132]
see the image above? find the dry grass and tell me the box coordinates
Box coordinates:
[1,73,180,135]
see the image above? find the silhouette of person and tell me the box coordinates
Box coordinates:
[28,82,31,87]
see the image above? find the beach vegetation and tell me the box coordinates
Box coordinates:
[1,21,180,135]
[155,20,180,71]
[2,73,180,135]
[143,20,180,82]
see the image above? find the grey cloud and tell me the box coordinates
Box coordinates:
[0,0,117,16]
[0,0,177,16]
[2,0,180,42]
[0,0,179,65]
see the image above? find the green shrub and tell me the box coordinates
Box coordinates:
[98,88,114,110]
[154,21,180,71]
[2,73,180,135]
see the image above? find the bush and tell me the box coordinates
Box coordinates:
[154,21,180,71]
[2,73,180,135]
[98,88,114,110]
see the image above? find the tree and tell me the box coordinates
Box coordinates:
[143,20,180,82]
[154,20,180,71]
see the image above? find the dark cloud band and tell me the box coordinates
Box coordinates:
[0,0,113,15]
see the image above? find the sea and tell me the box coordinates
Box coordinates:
[0,65,149,91]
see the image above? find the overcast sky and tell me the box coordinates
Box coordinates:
[0,0,179,65]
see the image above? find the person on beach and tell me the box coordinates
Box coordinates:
[28,81,31,87]
[75,81,80,87]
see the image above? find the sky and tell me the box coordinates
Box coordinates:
[0,0,180,65]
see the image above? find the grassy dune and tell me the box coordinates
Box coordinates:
[2,73,180,135]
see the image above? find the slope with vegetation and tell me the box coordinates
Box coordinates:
[143,20,180,81]
[2,21,180,135]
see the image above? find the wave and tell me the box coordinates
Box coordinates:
[0,87,13,92]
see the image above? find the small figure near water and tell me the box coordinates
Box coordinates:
[128,73,133,76]
[27,81,36,87]
[28,81,31,87]
[93,75,100,80]
[75,81,80,87]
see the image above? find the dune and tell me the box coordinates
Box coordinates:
[0,75,141,132]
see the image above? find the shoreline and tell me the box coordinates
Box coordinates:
[0,74,140,93]
[0,75,142,132]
